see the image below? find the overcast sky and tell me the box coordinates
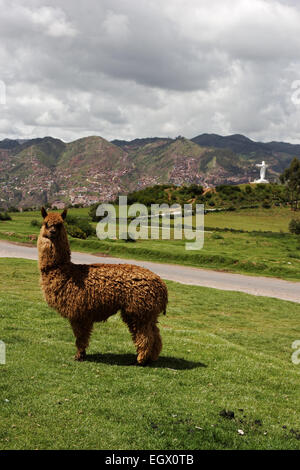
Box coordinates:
[1,0,300,143]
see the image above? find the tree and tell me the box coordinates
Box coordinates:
[280,158,300,210]
[89,203,101,222]
[289,218,300,235]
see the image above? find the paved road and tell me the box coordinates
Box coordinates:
[0,240,299,303]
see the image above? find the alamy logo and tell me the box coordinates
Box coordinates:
[96,196,204,251]
[291,340,300,365]
[0,80,6,105]
[0,340,5,364]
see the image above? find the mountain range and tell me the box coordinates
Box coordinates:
[0,133,298,209]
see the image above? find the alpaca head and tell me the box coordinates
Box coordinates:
[38,207,70,269]
[40,207,67,241]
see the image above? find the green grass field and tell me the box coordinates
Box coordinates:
[0,207,299,280]
[0,258,300,450]
[204,206,293,232]
[0,206,293,237]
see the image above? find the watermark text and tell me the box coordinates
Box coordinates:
[0,340,5,365]
[291,340,300,365]
[96,196,204,251]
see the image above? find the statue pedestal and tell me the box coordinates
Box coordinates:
[254,178,269,184]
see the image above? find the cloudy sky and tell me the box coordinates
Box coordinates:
[1,0,300,143]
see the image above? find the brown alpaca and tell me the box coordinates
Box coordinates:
[37,208,168,365]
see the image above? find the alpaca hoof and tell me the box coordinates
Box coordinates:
[130,360,139,366]
[130,358,146,366]
[74,351,86,361]
[136,358,151,367]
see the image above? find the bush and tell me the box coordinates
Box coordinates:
[289,219,300,235]
[89,204,100,222]
[177,184,203,198]
[211,233,224,240]
[65,214,78,225]
[30,219,41,227]
[216,184,241,195]
[0,212,12,221]
[76,219,94,237]
[66,224,87,239]
[65,215,94,238]
[126,184,173,206]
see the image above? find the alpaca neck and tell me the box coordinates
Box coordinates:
[38,230,71,272]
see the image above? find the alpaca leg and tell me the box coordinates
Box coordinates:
[70,319,93,361]
[134,323,155,365]
[121,312,156,365]
[149,323,162,362]
[120,314,139,365]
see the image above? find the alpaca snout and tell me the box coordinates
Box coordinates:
[48,230,58,239]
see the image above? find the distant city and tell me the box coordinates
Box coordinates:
[0,133,299,210]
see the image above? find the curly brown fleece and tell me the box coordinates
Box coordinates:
[37,208,168,364]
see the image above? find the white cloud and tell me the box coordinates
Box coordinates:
[1,0,300,142]
[102,10,130,44]
[0,1,77,38]
[28,6,77,37]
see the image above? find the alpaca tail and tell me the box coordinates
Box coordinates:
[156,277,168,315]
[162,289,168,315]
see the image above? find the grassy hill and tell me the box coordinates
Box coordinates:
[125,182,287,209]
[57,136,125,171]
[0,258,299,450]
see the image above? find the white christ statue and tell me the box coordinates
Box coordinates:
[254,161,269,183]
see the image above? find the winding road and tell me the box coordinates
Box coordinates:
[0,240,299,303]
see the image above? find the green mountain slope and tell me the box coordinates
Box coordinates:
[0,133,299,209]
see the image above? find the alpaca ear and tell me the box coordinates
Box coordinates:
[41,207,47,219]
[61,208,67,220]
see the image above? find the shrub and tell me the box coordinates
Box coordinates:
[211,233,224,240]
[255,184,268,192]
[216,184,241,195]
[0,212,12,221]
[65,215,94,238]
[76,219,94,237]
[65,214,78,225]
[30,219,41,227]
[66,224,87,239]
[289,219,300,235]
[177,184,203,198]
[89,204,99,222]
